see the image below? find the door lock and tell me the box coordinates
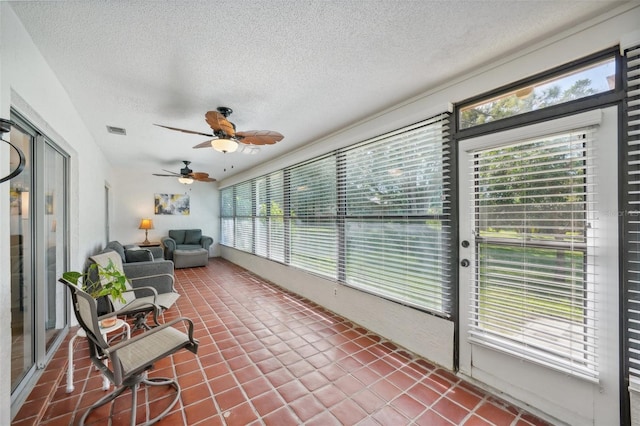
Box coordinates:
[461,240,470,248]
[460,259,470,267]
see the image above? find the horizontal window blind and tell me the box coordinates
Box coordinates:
[341,114,451,314]
[220,187,234,247]
[255,176,268,257]
[220,111,453,317]
[469,129,598,379]
[256,171,286,262]
[625,43,640,381]
[234,181,253,252]
[286,156,337,278]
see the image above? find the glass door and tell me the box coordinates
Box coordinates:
[9,112,68,403]
[43,143,67,351]
[9,123,34,392]
[458,108,619,425]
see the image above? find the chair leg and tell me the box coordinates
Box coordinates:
[140,377,181,424]
[79,384,128,425]
[78,376,180,426]
[130,382,138,426]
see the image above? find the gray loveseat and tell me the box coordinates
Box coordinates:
[161,229,213,261]
[84,240,175,314]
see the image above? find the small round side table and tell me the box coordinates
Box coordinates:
[66,318,131,393]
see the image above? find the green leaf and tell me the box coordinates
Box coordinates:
[62,271,83,285]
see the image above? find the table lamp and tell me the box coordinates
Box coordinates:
[138,218,154,245]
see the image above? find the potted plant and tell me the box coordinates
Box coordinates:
[62,260,129,327]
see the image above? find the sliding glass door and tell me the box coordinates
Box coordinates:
[9,120,34,392]
[10,112,68,402]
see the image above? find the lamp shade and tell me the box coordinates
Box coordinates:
[211,138,238,153]
[139,218,154,230]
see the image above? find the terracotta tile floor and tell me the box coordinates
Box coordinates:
[12,258,553,426]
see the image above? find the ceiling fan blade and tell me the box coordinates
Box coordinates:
[205,111,235,137]
[161,169,182,175]
[190,172,216,182]
[192,139,214,149]
[236,130,284,145]
[152,173,181,177]
[154,123,213,137]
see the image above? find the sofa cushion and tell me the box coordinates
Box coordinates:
[176,244,203,251]
[184,229,202,245]
[125,248,153,263]
[105,241,126,263]
[168,230,186,244]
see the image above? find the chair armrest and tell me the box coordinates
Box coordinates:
[148,246,164,260]
[200,235,213,251]
[123,284,159,299]
[161,237,177,260]
[123,261,175,294]
[160,236,176,248]
[105,297,163,327]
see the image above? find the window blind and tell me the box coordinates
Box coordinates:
[625,43,640,381]
[254,175,268,257]
[255,171,285,262]
[468,129,598,379]
[220,187,234,247]
[219,112,453,317]
[286,155,337,278]
[234,180,253,252]
[340,114,451,314]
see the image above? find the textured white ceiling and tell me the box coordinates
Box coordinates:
[8,0,623,180]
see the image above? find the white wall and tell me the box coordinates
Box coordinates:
[111,169,220,255]
[0,4,114,422]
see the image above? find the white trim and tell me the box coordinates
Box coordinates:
[621,30,640,53]
[460,108,602,153]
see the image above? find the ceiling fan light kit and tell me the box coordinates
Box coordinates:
[178,176,194,185]
[211,138,238,153]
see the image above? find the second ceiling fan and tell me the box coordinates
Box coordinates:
[153,161,216,184]
[155,107,284,153]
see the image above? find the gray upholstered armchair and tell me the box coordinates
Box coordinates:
[161,229,213,260]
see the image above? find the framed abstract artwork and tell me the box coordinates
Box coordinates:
[154,193,190,215]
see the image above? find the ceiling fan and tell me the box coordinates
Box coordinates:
[152,161,216,185]
[154,106,284,153]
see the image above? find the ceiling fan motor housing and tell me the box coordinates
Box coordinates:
[180,160,192,176]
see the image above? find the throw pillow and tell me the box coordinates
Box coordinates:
[169,229,186,244]
[184,229,202,245]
